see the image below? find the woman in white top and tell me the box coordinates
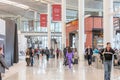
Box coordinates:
[74,48,79,64]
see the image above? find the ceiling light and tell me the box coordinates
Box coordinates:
[0,0,30,10]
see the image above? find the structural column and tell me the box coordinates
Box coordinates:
[103,0,113,46]
[78,1,86,80]
[78,0,85,56]
[62,0,66,48]
[103,0,114,79]
[34,11,37,31]
[47,4,51,49]
[17,15,22,31]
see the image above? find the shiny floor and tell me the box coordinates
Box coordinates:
[3,56,120,80]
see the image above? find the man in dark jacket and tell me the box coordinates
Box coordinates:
[63,47,67,58]
[0,47,9,80]
[85,46,93,66]
[45,47,50,61]
[100,42,115,80]
[29,47,34,66]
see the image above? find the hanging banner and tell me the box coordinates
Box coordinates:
[40,14,47,27]
[52,4,61,21]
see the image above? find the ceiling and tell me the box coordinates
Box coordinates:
[0,0,119,21]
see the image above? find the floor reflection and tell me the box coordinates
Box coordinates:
[3,56,120,80]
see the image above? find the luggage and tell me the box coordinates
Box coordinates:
[74,59,78,64]
[92,56,96,62]
[63,58,68,66]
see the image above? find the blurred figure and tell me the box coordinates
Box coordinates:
[36,48,40,60]
[50,47,54,56]
[0,47,9,80]
[73,48,79,64]
[25,48,30,66]
[41,49,45,56]
[66,47,74,69]
[93,48,99,54]
[85,46,93,66]
[63,47,67,58]
[29,47,34,66]
[56,48,60,59]
[45,47,50,61]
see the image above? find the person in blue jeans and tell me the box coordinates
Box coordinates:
[101,42,115,80]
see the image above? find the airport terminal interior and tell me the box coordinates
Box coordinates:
[0,0,120,80]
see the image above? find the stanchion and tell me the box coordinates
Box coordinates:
[95,54,103,69]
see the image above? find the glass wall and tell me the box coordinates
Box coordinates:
[27,36,62,49]
[21,21,62,33]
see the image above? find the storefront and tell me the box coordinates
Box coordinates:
[66,16,119,49]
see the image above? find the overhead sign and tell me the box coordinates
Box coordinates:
[40,14,47,27]
[52,4,61,21]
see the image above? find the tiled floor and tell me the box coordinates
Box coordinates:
[2,56,120,80]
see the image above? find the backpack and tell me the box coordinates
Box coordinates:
[45,49,49,55]
[118,59,120,65]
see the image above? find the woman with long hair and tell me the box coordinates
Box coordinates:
[66,47,74,69]
[0,47,9,80]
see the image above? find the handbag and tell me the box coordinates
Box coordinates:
[26,55,30,58]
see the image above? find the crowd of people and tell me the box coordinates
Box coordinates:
[24,42,120,80]
[25,46,79,69]
[0,42,119,80]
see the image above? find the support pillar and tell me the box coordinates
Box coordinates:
[62,0,66,49]
[47,4,51,49]
[78,0,86,79]
[78,0,85,56]
[34,11,37,31]
[103,0,113,47]
[103,0,114,79]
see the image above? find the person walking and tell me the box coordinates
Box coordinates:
[63,47,67,58]
[29,47,34,66]
[0,47,9,80]
[73,48,79,64]
[56,48,60,59]
[66,47,74,69]
[50,47,54,56]
[85,46,93,66]
[101,42,116,80]
[25,48,30,66]
[36,48,40,60]
[45,47,50,61]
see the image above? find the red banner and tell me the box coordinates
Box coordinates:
[52,4,61,21]
[40,14,47,27]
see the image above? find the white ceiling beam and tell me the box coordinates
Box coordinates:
[66,4,103,12]
[0,15,18,18]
